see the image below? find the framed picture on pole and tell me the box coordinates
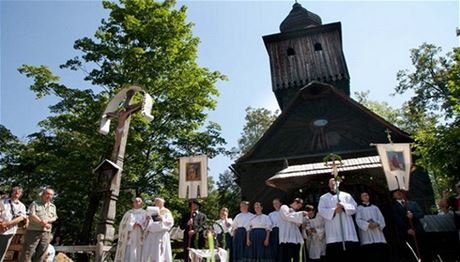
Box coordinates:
[375,143,412,191]
[178,155,208,199]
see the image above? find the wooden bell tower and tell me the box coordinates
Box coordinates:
[263,2,350,110]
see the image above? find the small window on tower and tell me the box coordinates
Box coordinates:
[314,43,322,51]
[287,48,295,56]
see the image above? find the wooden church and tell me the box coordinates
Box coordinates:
[231,2,434,214]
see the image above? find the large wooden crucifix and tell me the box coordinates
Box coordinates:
[95,86,153,244]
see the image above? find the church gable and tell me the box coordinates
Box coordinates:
[237,82,411,163]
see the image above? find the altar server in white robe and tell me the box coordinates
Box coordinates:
[355,192,389,262]
[302,205,326,262]
[232,201,254,262]
[268,198,283,261]
[318,178,359,262]
[115,197,147,262]
[142,197,174,262]
[279,198,305,262]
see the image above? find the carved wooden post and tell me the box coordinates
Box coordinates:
[95,234,105,262]
[94,159,122,244]
[94,86,153,260]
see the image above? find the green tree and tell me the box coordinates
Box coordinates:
[396,43,457,119]
[353,90,437,135]
[216,170,241,216]
[395,43,460,195]
[0,125,26,187]
[354,90,406,129]
[232,107,279,157]
[0,0,226,245]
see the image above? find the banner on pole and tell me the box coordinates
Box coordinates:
[178,155,208,199]
[375,143,412,191]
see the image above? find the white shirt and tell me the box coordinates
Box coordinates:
[233,212,254,230]
[269,210,282,228]
[115,208,147,262]
[213,218,233,234]
[142,208,174,262]
[303,215,326,259]
[318,191,359,244]
[45,244,56,262]
[0,198,27,235]
[246,214,272,231]
[145,208,174,233]
[355,203,387,245]
[278,205,304,244]
[127,209,147,232]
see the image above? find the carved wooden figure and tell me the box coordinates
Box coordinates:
[95,86,153,246]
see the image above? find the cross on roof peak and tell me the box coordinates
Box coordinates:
[385,128,394,144]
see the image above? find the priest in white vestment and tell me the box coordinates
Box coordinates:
[142,197,174,262]
[355,192,388,262]
[318,178,359,261]
[115,197,147,262]
[278,198,305,262]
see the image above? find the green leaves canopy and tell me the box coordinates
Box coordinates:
[395,43,460,195]
[1,0,226,244]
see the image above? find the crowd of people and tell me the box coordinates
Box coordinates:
[0,186,58,262]
[1,179,459,262]
[177,177,460,262]
[118,177,438,262]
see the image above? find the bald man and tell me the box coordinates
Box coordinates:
[142,197,174,262]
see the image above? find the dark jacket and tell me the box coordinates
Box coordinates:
[391,200,425,239]
[180,210,207,249]
[447,195,460,229]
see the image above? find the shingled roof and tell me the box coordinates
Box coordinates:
[235,81,412,164]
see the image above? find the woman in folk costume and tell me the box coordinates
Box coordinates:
[355,192,388,262]
[268,198,282,261]
[142,197,174,262]
[246,202,272,262]
[232,201,254,262]
[115,197,147,262]
[302,205,326,262]
[213,207,233,250]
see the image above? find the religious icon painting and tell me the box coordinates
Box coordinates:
[186,162,201,181]
[386,151,405,171]
[179,155,208,199]
[375,143,412,191]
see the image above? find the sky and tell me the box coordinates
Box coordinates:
[1,0,459,182]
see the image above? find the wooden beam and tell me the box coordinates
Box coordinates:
[54,245,113,254]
